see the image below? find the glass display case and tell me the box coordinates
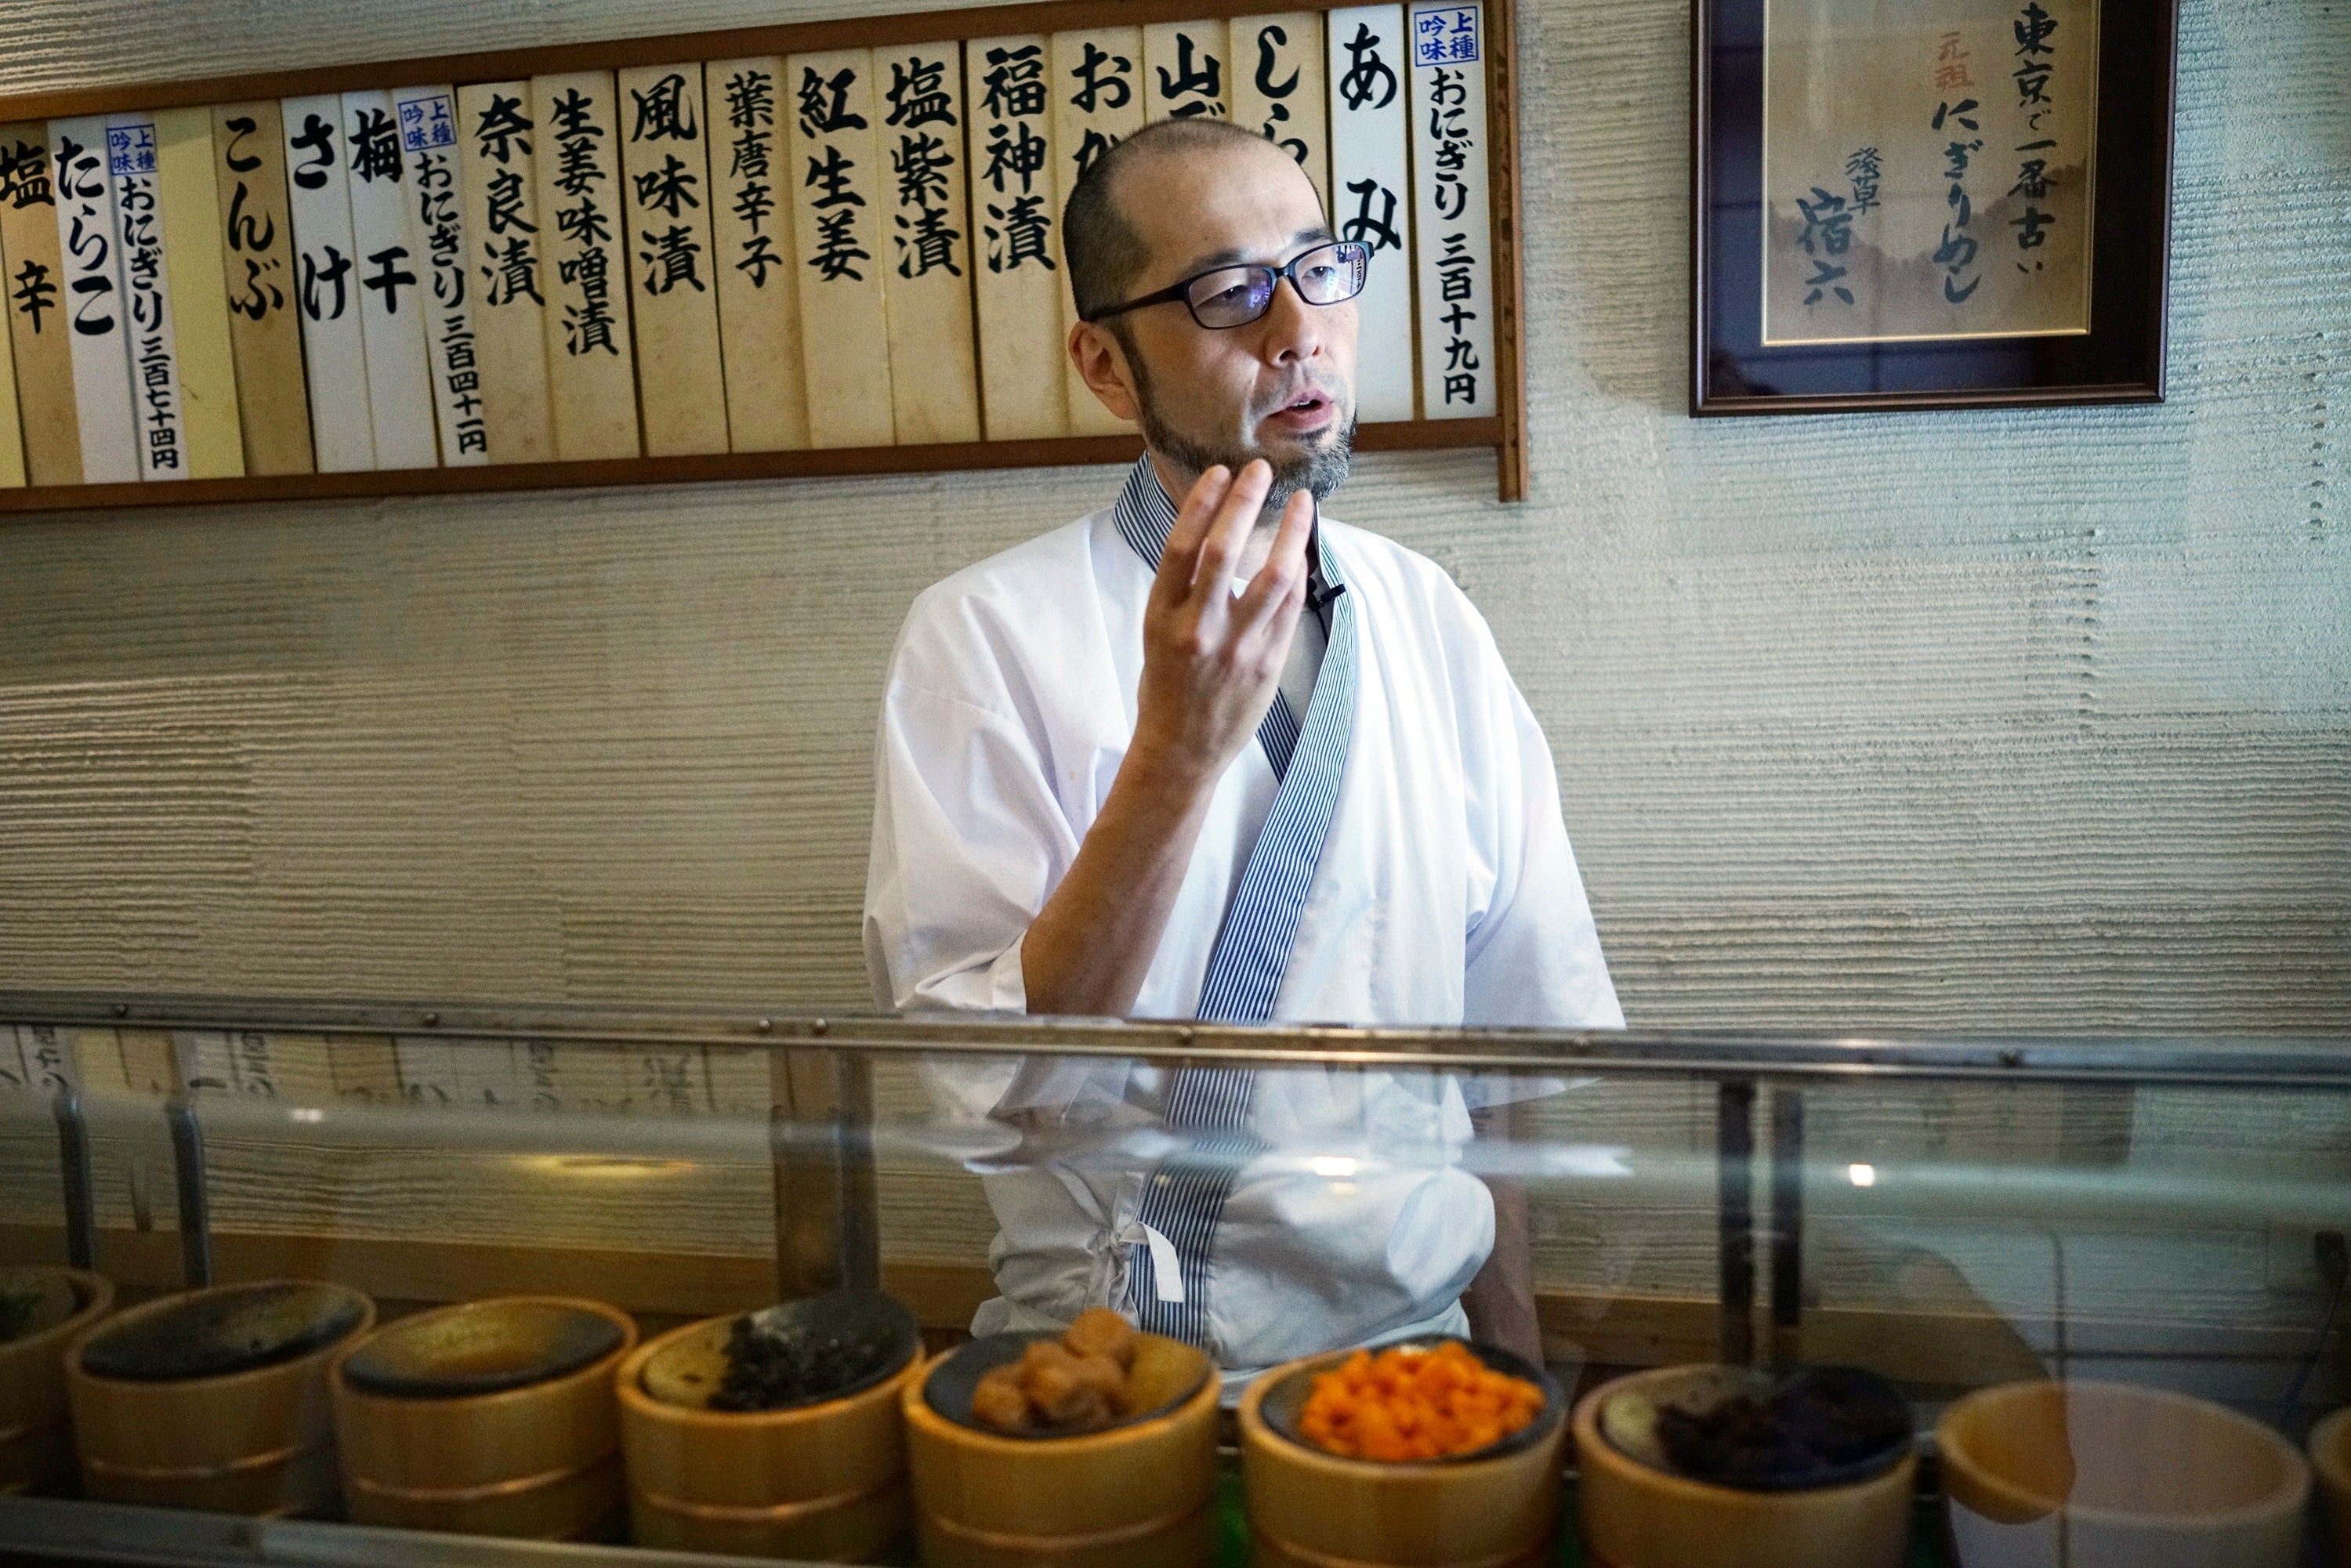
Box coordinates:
[2,991,2346,1568]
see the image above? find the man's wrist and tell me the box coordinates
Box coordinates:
[1114,733,1219,820]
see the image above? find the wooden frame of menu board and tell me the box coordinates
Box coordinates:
[0,0,1529,515]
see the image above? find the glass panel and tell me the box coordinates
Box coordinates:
[2,1008,2345,1567]
[1802,1077,2351,1423]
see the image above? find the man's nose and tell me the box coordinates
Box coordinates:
[1255,276,1324,364]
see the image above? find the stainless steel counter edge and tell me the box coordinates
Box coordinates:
[2,990,2347,1086]
[0,1496,806,1568]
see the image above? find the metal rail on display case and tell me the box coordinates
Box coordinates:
[6,990,2349,1085]
[0,1495,786,1568]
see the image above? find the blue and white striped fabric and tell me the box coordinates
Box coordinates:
[1110,458,1359,1345]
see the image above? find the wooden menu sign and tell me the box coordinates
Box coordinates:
[0,0,1528,513]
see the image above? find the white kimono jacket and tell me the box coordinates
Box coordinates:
[864,465,1621,1384]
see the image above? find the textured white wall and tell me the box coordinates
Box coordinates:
[0,0,2343,1030]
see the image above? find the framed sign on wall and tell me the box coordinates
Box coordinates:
[1693,0,2179,415]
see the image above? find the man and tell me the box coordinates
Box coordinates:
[864,118,1619,1385]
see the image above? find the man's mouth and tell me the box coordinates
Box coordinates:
[1264,389,1336,434]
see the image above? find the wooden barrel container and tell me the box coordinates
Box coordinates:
[332,1295,637,1541]
[1572,1367,1914,1568]
[1937,1380,2306,1568]
[65,1279,375,1516]
[902,1335,1219,1568]
[618,1313,922,1559]
[0,1268,113,1495]
[2313,1407,2351,1568]
[1240,1341,1567,1568]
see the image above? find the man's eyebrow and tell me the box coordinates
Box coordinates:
[1171,226,1340,278]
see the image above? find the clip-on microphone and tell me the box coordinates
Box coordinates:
[1303,498,1347,621]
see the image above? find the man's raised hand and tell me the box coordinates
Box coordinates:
[1131,459,1316,795]
[1019,461,1313,1016]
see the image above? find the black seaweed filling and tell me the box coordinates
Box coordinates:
[1655,1368,1911,1487]
[707,1313,901,1412]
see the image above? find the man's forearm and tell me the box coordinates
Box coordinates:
[1462,1105,1543,1365]
[1463,1175,1541,1363]
[1022,748,1214,1016]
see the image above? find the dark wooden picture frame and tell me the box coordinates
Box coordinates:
[1691,0,2178,416]
[0,0,1530,516]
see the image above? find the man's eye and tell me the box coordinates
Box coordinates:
[1202,281,1255,308]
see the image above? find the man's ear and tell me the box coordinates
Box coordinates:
[1068,320,1141,424]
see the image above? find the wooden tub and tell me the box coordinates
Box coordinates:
[332,1295,637,1541]
[618,1313,921,1560]
[2313,1406,2351,1568]
[1938,1380,2306,1568]
[1572,1366,1913,1568]
[1241,1341,1567,1568]
[0,1268,113,1496]
[66,1279,374,1517]
[902,1334,1219,1568]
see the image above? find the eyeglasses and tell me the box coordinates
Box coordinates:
[1081,240,1371,329]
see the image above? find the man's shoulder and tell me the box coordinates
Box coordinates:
[888,510,1121,708]
[1321,516,1486,629]
[905,511,1110,627]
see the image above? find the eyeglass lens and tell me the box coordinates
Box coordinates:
[1186,243,1368,328]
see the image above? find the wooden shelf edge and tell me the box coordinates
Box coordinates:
[0,418,1504,520]
[1487,0,1531,503]
[0,1220,996,1327]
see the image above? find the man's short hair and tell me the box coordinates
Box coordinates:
[1063,118,1276,322]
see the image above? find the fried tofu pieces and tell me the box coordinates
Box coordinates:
[971,1363,1035,1432]
[1063,1307,1139,1370]
[967,1309,1147,1435]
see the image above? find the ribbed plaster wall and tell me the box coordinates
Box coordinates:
[0,0,2343,1030]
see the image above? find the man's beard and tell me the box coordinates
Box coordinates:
[1129,349,1355,510]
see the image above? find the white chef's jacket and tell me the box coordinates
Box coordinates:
[864,467,1621,1385]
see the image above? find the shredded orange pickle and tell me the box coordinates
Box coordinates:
[1294,1342,1545,1461]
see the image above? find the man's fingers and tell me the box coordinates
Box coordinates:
[1152,465,1232,613]
[1190,459,1272,596]
[1233,487,1314,630]
[1240,563,1307,671]
[1168,465,1231,553]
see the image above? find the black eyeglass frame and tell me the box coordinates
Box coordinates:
[1079,240,1371,328]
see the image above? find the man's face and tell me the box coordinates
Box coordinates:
[1090,140,1359,503]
